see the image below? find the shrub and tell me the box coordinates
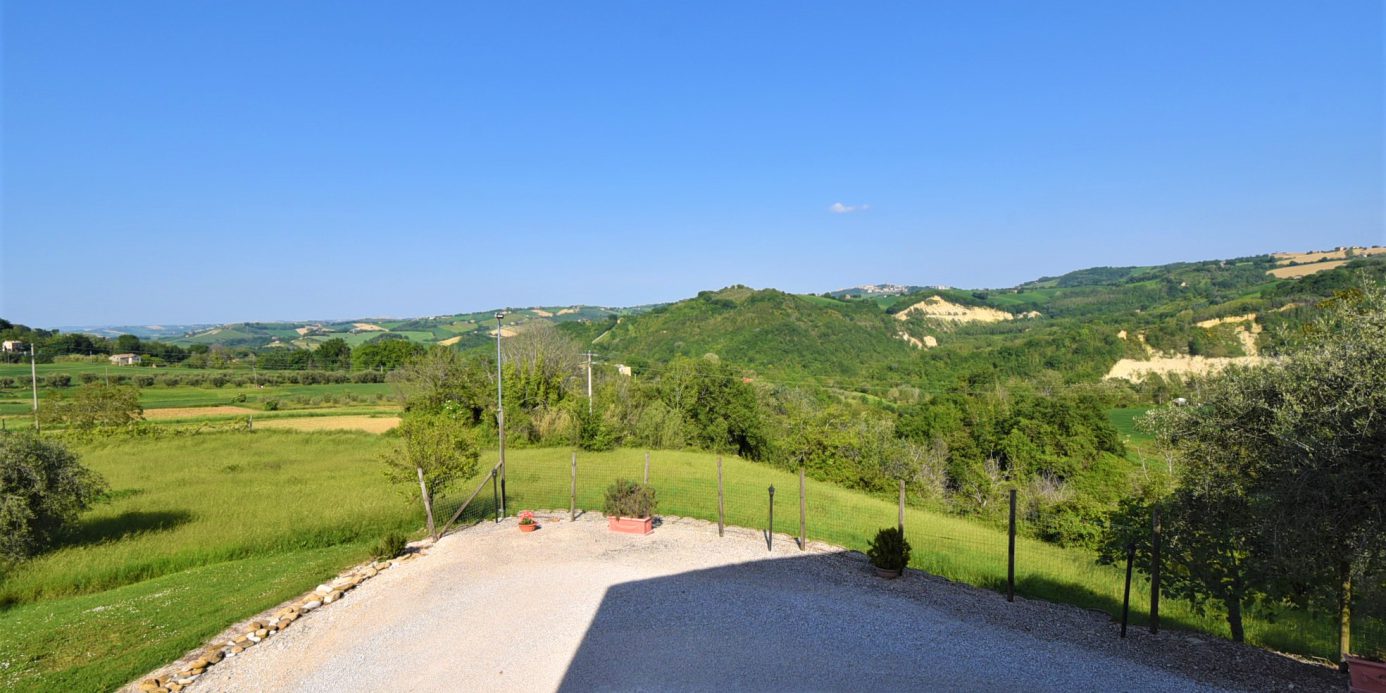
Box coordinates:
[78,373,98,384]
[603,478,656,518]
[134,375,155,387]
[371,531,408,560]
[231,393,247,403]
[48,373,72,388]
[0,434,107,563]
[263,399,280,411]
[866,527,911,571]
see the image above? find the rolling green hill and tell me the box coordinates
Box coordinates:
[593,286,914,378]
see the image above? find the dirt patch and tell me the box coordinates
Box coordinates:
[895,296,1022,324]
[897,332,937,349]
[352,323,387,332]
[143,406,257,420]
[253,415,400,434]
[530,309,554,318]
[1268,260,1348,279]
[1196,314,1257,329]
[1271,246,1386,266]
[1105,355,1265,382]
[436,336,463,346]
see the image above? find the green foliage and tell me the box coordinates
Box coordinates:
[38,383,143,433]
[576,406,617,451]
[371,531,408,560]
[599,287,911,379]
[602,478,656,518]
[381,411,481,537]
[867,526,911,570]
[353,339,426,372]
[316,338,353,370]
[0,434,107,564]
[1128,281,1386,658]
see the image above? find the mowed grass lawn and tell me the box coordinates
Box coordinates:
[0,431,1357,690]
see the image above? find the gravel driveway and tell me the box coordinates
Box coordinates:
[188,514,1339,692]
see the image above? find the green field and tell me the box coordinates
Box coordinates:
[0,381,394,418]
[2,429,1368,690]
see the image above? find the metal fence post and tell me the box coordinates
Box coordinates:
[1008,489,1017,603]
[767,485,775,551]
[798,465,806,550]
[1121,543,1135,638]
[570,452,577,521]
[644,451,650,485]
[1151,506,1162,634]
[717,456,724,537]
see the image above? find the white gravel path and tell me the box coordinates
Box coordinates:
[186,514,1328,692]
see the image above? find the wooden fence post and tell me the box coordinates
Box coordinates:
[1008,488,1017,603]
[798,465,806,550]
[717,456,724,537]
[898,479,905,532]
[644,451,650,485]
[570,452,577,521]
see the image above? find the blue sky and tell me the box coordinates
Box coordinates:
[2,1,1382,326]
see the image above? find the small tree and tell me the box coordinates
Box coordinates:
[39,383,142,433]
[0,434,107,564]
[382,411,479,540]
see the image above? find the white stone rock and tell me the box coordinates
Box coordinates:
[301,600,322,611]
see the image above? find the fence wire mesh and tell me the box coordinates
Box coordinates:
[442,447,1383,662]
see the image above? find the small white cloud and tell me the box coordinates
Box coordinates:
[829,202,868,214]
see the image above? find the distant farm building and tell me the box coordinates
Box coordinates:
[109,353,142,366]
[1,340,24,353]
[616,364,633,377]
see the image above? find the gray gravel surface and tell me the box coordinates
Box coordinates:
[184,514,1341,692]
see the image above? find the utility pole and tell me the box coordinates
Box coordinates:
[582,351,596,414]
[495,312,507,518]
[30,346,39,432]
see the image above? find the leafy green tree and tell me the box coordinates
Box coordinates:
[1129,282,1386,660]
[316,338,352,370]
[113,334,141,354]
[353,339,426,372]
[38,384,143,433]
[382,411,480,540]
[0,434,107,564]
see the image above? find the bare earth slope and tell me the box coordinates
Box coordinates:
[185,515,1339,692]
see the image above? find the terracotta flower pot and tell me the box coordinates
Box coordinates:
[519,523,538,533]
[1348,656,1386,693]
[874,565,902,579]
[608,516,653,535]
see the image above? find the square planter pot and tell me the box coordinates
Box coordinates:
[608,516,653,535]
[1348,656,1386,693]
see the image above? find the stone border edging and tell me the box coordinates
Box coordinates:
[128,540,432,693]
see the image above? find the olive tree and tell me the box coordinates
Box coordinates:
[0,434,107,564]
[1124,281,1386,661]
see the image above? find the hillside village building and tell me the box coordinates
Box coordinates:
[109,353,141,366]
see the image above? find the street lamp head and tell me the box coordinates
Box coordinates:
[495,312,506,321]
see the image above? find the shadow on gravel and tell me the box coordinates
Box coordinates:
[556,553,1211,692]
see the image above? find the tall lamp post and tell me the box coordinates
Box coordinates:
[495,312,507,519]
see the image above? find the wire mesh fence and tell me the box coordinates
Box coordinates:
[440,446,1382,663]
